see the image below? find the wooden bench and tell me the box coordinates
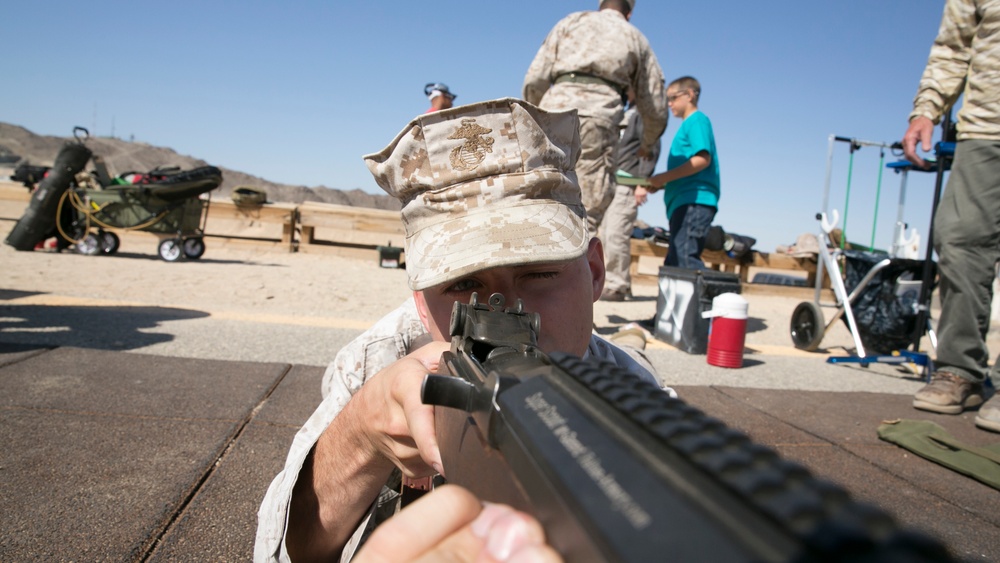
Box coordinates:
[629,238,752,281]
[296,201,405,260]
[203,199,298,251]
[629,238,821,286]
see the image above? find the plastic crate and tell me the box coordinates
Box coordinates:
[655,266,742,354]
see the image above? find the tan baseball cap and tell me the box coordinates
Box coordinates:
[363,98,589,291]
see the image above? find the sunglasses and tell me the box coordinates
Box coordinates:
[667,91,690,102]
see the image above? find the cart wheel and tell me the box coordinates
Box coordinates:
[101,231,120,255]
[158,238,183,262]
[76,233,103,256]
[790,301,825,351]
[182,237,205,259]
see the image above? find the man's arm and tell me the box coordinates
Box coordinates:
[523,23,563,106]
[286,343,449,562]
[646,151,711,191]
[904,0,976,167]
[909,0,976,125]
[631,39,667,154]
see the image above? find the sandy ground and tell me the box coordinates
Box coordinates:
[3,217,999,397]
[0,228,858,348]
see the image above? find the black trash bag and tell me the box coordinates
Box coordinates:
[5,142,92,250]
[841,249,935,354]
[705,225,726,251]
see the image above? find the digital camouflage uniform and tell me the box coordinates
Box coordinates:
[909,0,1000,429]
[523,8,666,233]
[255,99,673,561]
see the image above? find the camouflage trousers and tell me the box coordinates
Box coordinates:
[577,115,619,234]
[602,184,638,295]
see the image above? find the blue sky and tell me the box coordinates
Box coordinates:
[2,1,951,253]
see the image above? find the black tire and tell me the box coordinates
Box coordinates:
[76,233,103,256]
[790,301,825,351]
[158,238,183,262]
[101,231,120,255]
[182,237,205,259]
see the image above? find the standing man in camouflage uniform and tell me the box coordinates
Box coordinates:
[523,0,666,234]
[904,0,1000,433]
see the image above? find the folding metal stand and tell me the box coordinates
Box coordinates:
[820,116,956,378]
[793,129,954,378]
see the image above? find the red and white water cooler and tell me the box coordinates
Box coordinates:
[702,293,749,368]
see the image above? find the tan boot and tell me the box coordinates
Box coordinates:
[975,394,1000,433]
[913,371,984,414]
[610,327,647,350]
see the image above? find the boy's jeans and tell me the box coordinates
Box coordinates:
[665,204,716,269]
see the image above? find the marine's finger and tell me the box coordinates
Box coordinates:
[471,504,561,563]
[354,485,482,563]
[411,340,450,372]
[404,382,443,475]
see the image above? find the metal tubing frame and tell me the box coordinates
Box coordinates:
[814,135,900,304]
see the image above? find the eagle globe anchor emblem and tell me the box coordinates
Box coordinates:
[448,118,495,171]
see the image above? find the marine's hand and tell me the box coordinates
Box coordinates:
[285,340,452,561]
[903,116,935,169]
[635,185,649,206]
[354,485,562,563]
[355,341,451,478]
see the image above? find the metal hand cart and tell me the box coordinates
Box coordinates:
[62,164,222,261]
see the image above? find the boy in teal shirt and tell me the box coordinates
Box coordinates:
[647,76,720,268]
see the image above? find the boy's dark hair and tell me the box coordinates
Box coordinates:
[670,76,701,105]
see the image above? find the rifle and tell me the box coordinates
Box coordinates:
[421,292,952,562]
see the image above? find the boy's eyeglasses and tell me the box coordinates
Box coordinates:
[667,91,690,102]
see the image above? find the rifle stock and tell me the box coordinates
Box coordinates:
[421,293,951,562]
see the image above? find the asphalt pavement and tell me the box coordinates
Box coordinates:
[2,342,998,561]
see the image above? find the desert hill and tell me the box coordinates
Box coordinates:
[0,123,401,211]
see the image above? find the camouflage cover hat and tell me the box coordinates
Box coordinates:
[364,98,588,291]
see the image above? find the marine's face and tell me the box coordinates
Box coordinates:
[414,238,605,357]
